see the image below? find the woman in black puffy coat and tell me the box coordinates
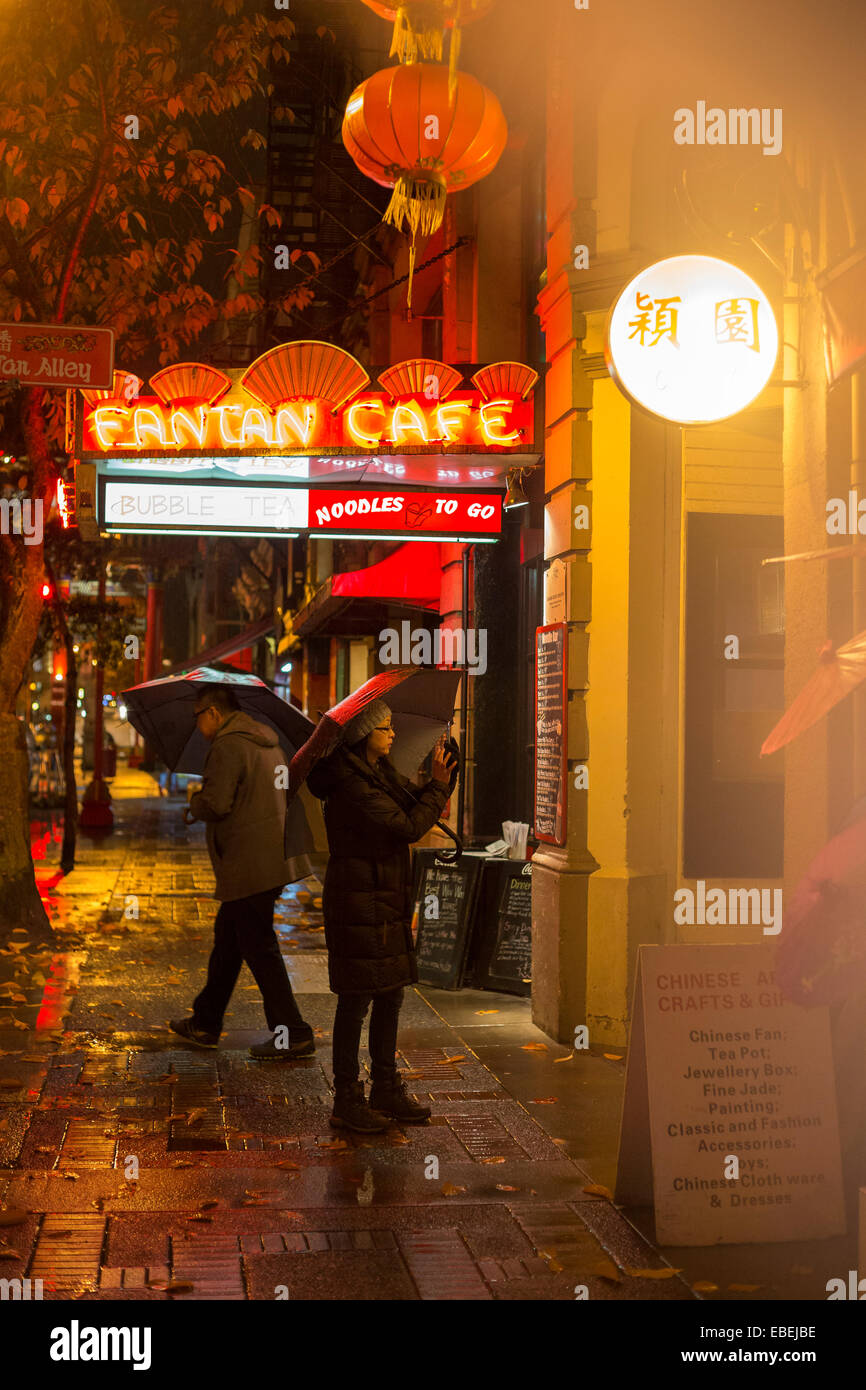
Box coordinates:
[306,698,457,1133]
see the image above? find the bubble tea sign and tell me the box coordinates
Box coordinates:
[605,255,778,425]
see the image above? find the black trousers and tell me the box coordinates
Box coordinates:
[332,987,403,1087]
[193,887,309,1035]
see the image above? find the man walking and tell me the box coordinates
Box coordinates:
[169,685,315,1060]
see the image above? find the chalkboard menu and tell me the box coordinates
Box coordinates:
[476,863,533,997]
[535,622,567,845]
[412,857,483,989]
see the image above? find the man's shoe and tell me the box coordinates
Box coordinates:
[248,1029,316,1060]
[368,1074,431,1124]
[330,1081,389,1133]
[169,1017,219,1049]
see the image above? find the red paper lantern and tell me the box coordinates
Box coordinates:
[343,63,506,301]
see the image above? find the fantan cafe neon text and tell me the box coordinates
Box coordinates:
[81,391,532,456]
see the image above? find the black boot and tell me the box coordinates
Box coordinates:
[330,1081,389,1133]
[368,1073,431,1124]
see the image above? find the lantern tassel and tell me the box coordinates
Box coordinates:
[408,237,416,311]
[448,24,461,101]
[391,6,444,64]
[384,173,448,241]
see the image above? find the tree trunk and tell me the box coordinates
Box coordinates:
[0,713,48,930]
[60,628,78,874]
[0,384,52,931]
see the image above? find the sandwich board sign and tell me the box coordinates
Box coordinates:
[615,943,845,1245]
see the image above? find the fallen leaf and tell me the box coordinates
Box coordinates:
[186,1108,206,1126]
[43,1229,74,1239]
[441,1183,466,1196]
[554,1052,575,1064]
[63,1172,79,1181]
[10,1019,29,1031]
[603,1053,623,1061]
[147,1279,194,1293]
[538,1249,564,1274]
[0,1210,28,1227]
[623,1266,682,1279]
[693,1280,720,1293]
[275,1160,301,1170]
[521,1043,549,1052]
[594,1259,622,1283]
[478,1156,506,1165]
[172,1161,195,1169]
[495,1184,520,1192]
[199,1199,219,1210]
[474,1009,499,1015]
[439,1055,465,1064]
[0,1248,21,1260]
[318,1139,348,1151]
[582,1184,614,1200]
[530,1097,557,1105]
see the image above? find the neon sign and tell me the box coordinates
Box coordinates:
[98,476,501,540]
[82,391,531,455]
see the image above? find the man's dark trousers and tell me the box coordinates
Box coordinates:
[193,887,308,1035]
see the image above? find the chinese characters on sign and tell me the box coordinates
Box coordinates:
[607,256,778,424]
[626,294,761,353]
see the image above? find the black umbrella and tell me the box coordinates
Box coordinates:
[121,666,314,775]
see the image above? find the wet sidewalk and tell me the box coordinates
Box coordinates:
[0,768,854,1301]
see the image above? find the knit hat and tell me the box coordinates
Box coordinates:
[342,698,391,748]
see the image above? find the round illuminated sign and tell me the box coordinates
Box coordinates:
[606,255,778,425]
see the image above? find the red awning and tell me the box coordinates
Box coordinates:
[331,542,441,607]
[291,543,442,639]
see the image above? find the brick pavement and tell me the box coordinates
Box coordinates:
[0,770,699,1301]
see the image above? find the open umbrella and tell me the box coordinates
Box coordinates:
[121,666,315,775]
[776,805,866,1006]
[761,630,866,756]
[288,666,461,793]
[288,666,463,860]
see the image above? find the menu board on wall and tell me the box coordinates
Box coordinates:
[535,622,567,846]
[615,944,845,1246]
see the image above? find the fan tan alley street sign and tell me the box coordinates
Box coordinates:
[0,322,115,389]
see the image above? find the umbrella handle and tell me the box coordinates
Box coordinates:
[433,819,462,864]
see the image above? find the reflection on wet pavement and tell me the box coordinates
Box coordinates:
[2,780,830,1302]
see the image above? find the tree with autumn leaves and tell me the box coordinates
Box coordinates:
[0,0,319,928]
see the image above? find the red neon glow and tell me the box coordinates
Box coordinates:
[41,581,52,599]
[56,477,72,528]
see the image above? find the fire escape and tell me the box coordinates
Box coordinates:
[259,3,392,356]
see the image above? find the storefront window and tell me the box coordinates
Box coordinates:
[683,513,784,877]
